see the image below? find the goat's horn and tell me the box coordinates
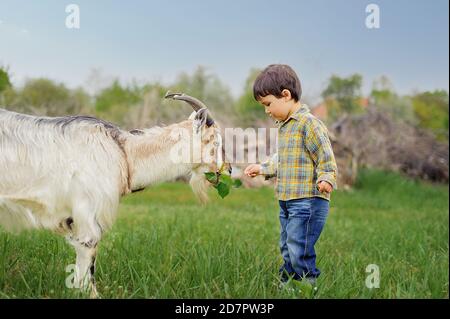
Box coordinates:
[164,91,215,126]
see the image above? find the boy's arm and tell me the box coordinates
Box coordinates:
[260,153,278,179]
[304,119,338,190]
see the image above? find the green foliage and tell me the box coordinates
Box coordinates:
[95,80,142,113]
[370,77,449,141]
[322,74,364,121]
[170,66,235,122]
[1,77,92,116]
[204,172,242,199]
[21,78,70,108]
[234,68,267,126]
[370,76,417,124]
[165,66,235,127]
[411,90,449,141]
[87,66,236,127]
[370,75,395,104]
[2,66,237,128]
[0,86,18,106]
[204,172,218,184]
[0,66,12,93]
[0,66,15,106]
[2,65,448,149]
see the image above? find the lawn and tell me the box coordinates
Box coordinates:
[0,169,448,298]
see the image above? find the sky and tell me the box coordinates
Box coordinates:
[0,0,448,103]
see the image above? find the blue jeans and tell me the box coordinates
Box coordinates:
[278,197,329,281]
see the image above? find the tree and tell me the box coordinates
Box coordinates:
[371,75,395,103]
[0,66,12,93]
[2,77,92,116]
[19,78,73,116]
[92,67,235,127]
[370,76,416,125]
[322,74,364,121]
[95,79,141,113]
[412,90,449,141]
[170,66,234,125]
[93,79,143,124]
[234,68,267,127]
[0,66,13,106]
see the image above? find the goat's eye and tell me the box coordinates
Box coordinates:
[213,141,219,146]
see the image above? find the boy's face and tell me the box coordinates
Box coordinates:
[258,91,295,121]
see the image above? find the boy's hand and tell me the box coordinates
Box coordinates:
[317,181,333,194]
[244,164,262,178]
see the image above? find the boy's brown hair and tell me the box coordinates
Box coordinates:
[253,64,302,102]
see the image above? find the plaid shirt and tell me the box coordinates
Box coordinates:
[260,104,338,201]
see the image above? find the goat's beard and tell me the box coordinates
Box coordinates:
[189,172,209,204]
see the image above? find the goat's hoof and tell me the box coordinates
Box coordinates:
[89,286,100,299]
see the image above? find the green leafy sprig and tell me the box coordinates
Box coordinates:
[204,165,242,198]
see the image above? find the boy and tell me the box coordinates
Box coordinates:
[244,64,337,289]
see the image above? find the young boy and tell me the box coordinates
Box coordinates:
[244,64,338,288]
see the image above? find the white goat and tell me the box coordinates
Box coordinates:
[0,93,231,297]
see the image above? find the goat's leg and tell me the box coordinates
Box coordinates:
[68,237,99,298]
[67,197,103,298]
[77,243,98,298]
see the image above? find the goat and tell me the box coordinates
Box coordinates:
[0,92,231,297]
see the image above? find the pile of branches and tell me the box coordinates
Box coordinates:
[330,107,449,185]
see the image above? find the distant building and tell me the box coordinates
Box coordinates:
[359,97,369,108]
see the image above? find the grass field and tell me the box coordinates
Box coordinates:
[0,169,448,299]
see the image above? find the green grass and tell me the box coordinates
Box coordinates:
[0,169,448,298]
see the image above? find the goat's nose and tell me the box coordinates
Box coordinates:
[228,166,233,174]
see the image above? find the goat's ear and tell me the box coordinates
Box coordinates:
[193,108,208,132]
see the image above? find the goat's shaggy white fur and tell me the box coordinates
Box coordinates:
[0,107,225,297]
